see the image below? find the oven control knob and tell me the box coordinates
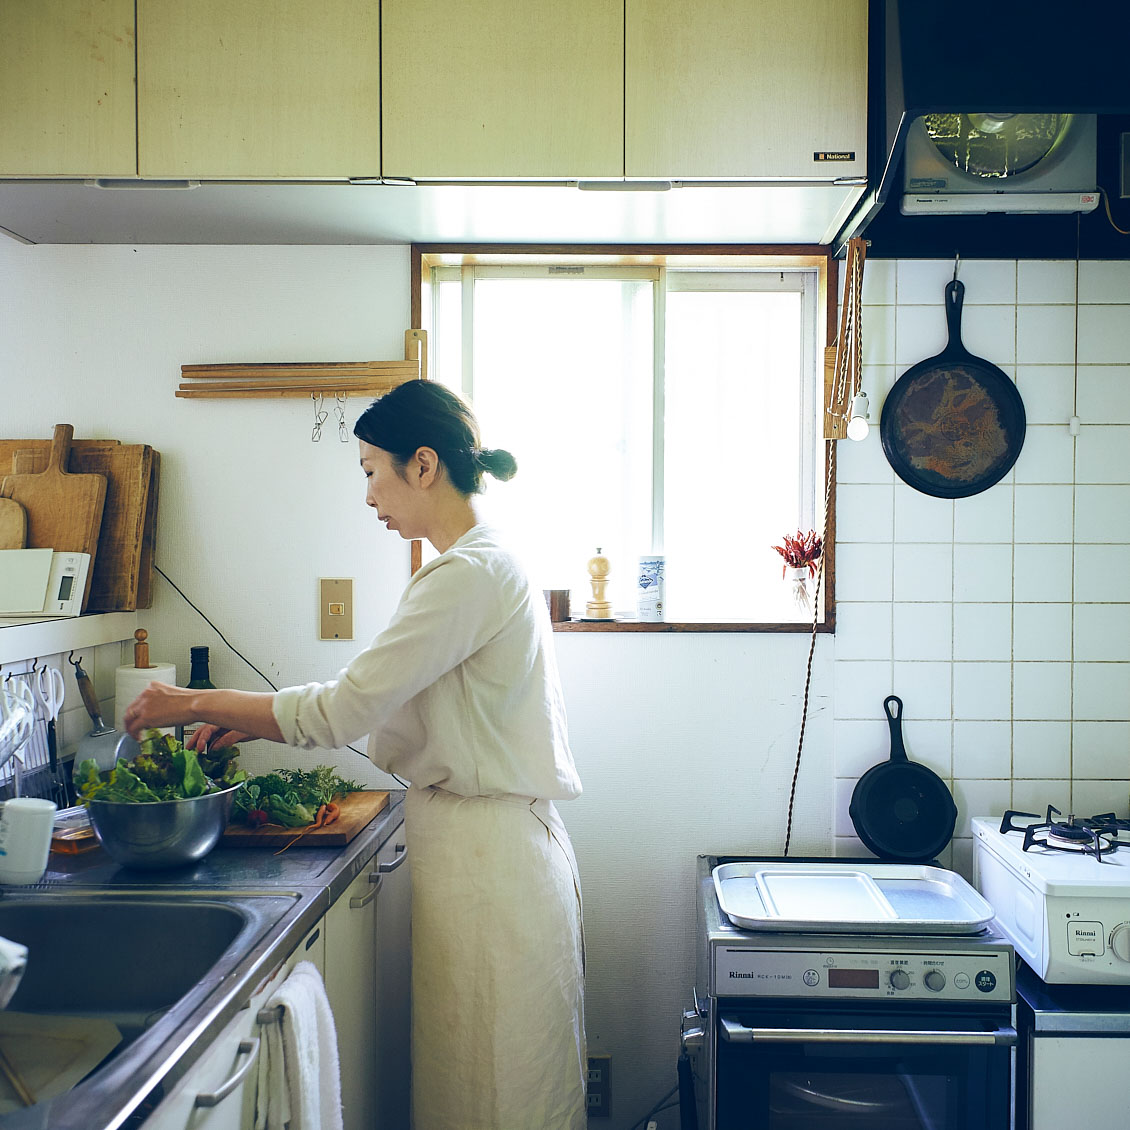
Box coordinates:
[1110,923,1130,962]
[889,969,910,991]
[924,970,946,992]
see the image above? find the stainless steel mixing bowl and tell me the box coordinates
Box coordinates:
[87,784,242,869]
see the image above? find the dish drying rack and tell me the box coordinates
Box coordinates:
[1,674,66,807]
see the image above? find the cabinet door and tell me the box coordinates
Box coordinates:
[137,0,380,179]
[625,0,867,180]
[142,1005,260,1130]
[382,0,622,180]
[372,838,410,1129]
[324,861,379,1130]
[0,0,136,176]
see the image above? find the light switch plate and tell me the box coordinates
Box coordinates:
[319,577,354,640]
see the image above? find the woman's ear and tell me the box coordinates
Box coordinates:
[412,446,441,487]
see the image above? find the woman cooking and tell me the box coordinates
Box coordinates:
[124,379,588,1130]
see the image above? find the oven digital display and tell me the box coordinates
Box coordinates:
[57,575,74,601]
[827,968,880,989]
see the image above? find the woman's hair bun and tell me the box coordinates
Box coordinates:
[476,447,518,481]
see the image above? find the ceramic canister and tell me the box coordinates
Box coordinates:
[637,555,665,622]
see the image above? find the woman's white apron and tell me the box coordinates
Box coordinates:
[405,785,586,1130]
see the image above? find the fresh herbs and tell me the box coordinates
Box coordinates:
[231,766,364,829]
[75,729,245,804]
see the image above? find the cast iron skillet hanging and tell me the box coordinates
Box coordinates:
[849,696,957,863]
[880,279,1025,498]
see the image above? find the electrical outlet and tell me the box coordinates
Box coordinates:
[586,1055,610,1118]
[318,578,354,640]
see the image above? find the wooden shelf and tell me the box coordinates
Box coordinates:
[176,330,427,399]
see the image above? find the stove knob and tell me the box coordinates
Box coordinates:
[924,970,946,992]
[1110,923,1130,962]
[889,969,910,991]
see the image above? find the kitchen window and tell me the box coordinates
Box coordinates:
[417,249,834,630]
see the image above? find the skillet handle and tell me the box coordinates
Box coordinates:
[884,695,909,763]
[944,280,966,351]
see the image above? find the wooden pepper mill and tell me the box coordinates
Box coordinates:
[585,548,613,619]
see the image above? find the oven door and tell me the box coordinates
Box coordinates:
[715,1004,1015,1130]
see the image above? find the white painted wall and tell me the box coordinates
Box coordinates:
[2,242,1129,1130]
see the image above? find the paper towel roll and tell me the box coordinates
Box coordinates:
[114,663,177,734]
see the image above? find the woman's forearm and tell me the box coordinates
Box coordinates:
[123,683,285,743]
[189,689,285,743]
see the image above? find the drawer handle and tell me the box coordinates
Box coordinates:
[194,1037,261,1108]
[350,873,383,909]
[378,842,407,874]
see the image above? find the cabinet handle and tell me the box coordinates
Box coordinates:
[193,1037,261,1108]
[378,842,407,873]
[350,872,383,909]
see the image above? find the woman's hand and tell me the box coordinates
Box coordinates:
[123,682,198,739]
[184,724,252,752]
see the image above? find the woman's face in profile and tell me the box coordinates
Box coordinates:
[360,440,423,540]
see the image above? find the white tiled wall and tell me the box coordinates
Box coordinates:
[834,259,1130,874]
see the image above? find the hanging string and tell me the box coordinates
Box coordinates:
[783,241,865,855]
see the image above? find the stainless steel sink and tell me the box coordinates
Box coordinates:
[0,896,246,1036]
[0,889,312,1129]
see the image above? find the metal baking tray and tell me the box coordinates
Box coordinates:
[713,862,995,935]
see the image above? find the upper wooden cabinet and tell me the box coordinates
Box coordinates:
[137,0,381,179]
[625,0,867,180]
[381,0,624,180]
[0,0,136,177]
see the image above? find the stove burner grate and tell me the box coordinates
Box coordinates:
[999,806,1130,861]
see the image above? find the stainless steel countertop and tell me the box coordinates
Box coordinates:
[0,790,406,1130]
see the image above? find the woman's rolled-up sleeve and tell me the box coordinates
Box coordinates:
[272,552,507,750]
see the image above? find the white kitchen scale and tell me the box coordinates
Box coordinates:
[0,549,91,618]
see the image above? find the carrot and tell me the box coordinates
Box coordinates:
[313,804,327,828]
[322,802,340,826]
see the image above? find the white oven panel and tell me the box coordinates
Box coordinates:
[715,945,1013,1002]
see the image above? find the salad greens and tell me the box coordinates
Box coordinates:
[75,729,247,804]
[232,766,364,828]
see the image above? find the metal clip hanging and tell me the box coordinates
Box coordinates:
[311,392,328,443]
[335,393,348,443]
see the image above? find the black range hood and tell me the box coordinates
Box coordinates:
[836,1,1130,258]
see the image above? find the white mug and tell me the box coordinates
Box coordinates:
[0,797,57,885]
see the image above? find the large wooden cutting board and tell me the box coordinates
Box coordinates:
[0,425,106,610]
[6,439,158,611]
[222,790,390,847]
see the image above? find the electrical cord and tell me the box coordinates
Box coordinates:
[1098,186,1130,236]
[625,1084,679,1130]
[155,565,409,785]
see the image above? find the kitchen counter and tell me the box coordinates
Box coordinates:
[0,790,406,1130]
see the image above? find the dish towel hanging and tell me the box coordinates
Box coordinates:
[254,960,343,1130]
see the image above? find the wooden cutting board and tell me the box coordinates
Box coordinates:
[221,790,391,847]
[0,498,25,549]
[6,440,157,611]
[0,425,106,610]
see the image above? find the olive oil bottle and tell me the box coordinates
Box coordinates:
[181,646,216,747]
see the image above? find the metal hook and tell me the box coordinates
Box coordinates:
[335,392,348,443]
[311,392,328,443]
[952,251,961,282]
[67,651,81,669]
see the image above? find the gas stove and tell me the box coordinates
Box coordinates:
[973,812,1130,984]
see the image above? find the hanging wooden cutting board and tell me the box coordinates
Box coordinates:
[0,499,26,550]
[0,426,106,609]
[4,439,158,611]
[221,791,391,847]
[9,440,157,610]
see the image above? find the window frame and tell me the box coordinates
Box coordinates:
[411,243,838,634]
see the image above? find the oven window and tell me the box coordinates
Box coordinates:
[769,1068,948,1127]
[715,1010,1009,1130]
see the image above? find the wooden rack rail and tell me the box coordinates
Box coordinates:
[176,329,427,399]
